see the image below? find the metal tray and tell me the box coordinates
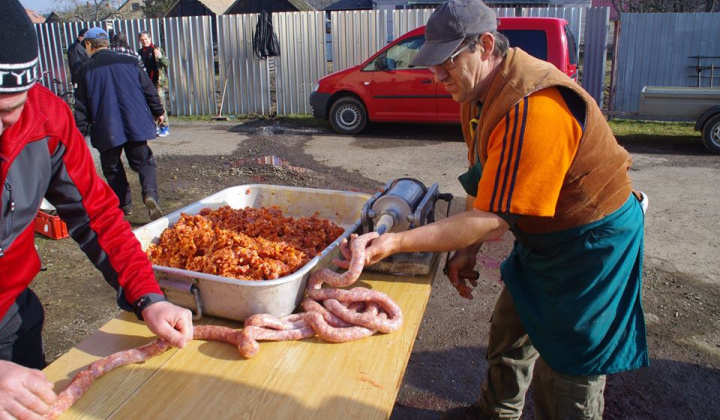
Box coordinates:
[133,184,371,321]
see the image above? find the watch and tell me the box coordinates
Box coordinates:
[133,293,167,320]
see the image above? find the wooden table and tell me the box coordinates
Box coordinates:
[43,258,439,420]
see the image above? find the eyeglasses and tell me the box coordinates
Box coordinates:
[429,44,471,74]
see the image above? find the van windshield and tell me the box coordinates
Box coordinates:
[500,29,548,61]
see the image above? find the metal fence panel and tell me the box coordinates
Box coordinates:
[391,8,516,42]
[163,16,215,116]
[583,7,609,105]
[274,11,326,115]
[331,10,388,72]
[34,22,68,96]
[216,14,271,115]
[109,18,162,52]
[615,13,720,114]
[392,9,434,39]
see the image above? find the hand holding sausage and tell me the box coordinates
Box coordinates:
[0,360,56,419]
[445,245,481,300]
[360,232,400,266]
[141,301,194,348]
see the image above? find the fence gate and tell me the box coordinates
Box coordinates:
[330,10,388,72]
[274,11,326,116]
[163,16,215,116]
[582,7,610,106]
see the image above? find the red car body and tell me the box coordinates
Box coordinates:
[311,17,578,134]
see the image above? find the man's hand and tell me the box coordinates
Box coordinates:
[444,246,481,299]
[0,360,56,419]
[362,232,400,266]
[153,48,162,60]
[141,302,193,348]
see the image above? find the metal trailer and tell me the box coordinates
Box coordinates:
[639,86,720,154]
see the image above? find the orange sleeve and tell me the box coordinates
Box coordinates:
[473,87,582,217]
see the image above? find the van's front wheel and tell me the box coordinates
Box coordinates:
[702,114,720,154]
[329,97,367,135]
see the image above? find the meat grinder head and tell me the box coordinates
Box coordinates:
[361,178,439,235]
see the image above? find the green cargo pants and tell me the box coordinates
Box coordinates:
[475,287,607,420]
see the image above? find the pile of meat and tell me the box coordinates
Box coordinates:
[146,206,345,280]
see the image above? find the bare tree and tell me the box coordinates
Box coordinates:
[611,0,718,13]
[54,0,122,22]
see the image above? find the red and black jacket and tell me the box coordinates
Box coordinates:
[0,84,163,327]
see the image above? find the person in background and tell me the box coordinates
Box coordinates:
[111,32,145,70]
[359,1,648,419]
[66,27,89,85]
[0,2,192,418]
[75,27,166,221]
[137,31,170,137]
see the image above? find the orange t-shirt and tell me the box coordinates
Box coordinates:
[474,87,583,217]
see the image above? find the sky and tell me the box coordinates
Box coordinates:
[19,0,58,14]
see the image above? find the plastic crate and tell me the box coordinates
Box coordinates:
[34,211,69,240]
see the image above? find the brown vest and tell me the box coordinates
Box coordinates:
[461,49,633,234]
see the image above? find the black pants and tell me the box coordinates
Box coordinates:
[99,141,158,208]
[0,289,46,369]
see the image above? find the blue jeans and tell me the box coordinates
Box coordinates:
[0,289,46,369]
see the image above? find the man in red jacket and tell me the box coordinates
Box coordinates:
[0,1,193,418]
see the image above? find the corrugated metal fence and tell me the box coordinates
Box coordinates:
[216,13,271,116]
[614,13,720,114]
[583,7,610,106]
[34,7,604,117]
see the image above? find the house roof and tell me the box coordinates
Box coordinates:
[25,8,46,24]
[194,0,236,15]
[303,0,371,10]
[324,0,372,10]
[486,0,547,4]
[288,0,315,11]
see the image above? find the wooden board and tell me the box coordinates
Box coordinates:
[43,256,439,420]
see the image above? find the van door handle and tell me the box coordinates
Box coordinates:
[420,79,434,84]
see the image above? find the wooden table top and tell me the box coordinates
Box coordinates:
[43,258,439,420]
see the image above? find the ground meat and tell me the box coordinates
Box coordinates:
[146,206,345,280]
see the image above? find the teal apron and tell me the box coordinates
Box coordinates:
[501,195,649,376]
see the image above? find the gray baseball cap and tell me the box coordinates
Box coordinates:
[410,0,498,67]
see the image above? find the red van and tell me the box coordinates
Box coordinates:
[310,17,578,134]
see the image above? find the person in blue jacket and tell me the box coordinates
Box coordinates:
[75,28,165,221]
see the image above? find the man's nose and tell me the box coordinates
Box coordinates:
[430,66,448,82]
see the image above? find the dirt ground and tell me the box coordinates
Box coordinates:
[32,119,719,419]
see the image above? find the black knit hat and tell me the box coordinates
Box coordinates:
[0,0,40,93]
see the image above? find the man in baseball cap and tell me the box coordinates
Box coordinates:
[83,27,110,41]
[361,1,648,419]
[0,1,193,417]
[410,0,498,67]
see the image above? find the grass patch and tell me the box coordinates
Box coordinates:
[609,119,696,138]
[276,114,327,127]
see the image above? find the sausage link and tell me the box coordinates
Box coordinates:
[239,325,315,358]
[308,232,379,290]
[245,313,307,330]
[44,339,170,420]
[301,298,351,328]
[308,287,403,333]
[300,311,375,343]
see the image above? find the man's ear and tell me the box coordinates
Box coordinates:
[479,33,494,58]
